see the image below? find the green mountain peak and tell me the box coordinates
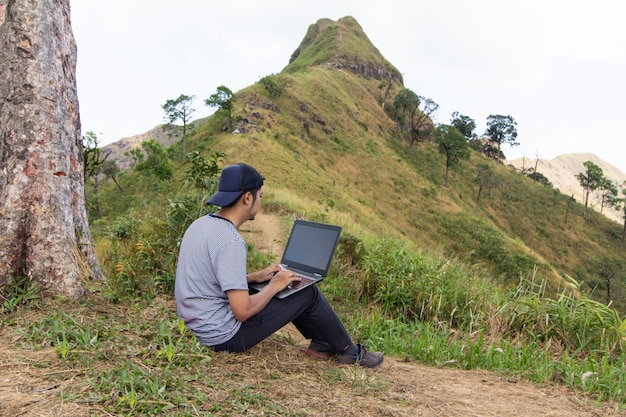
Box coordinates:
[286,16,403,85]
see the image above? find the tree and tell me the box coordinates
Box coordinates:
[133,139,174,181]
[0,0,103,297]
[100,159,123,192]
[474,163,498,213]
[377,81,394,110]
[484,114,518,161]
[617,182,626,246]
[162,94,195,159]
[590,255,625,305]
[392,89,438,146]
[259,74,291,100]
[527,171,552,187]
[82,131,110,220]
[598,177,618,215]
[83,131,109,183]
[433,124,470,187]
[564,191,575,226]
[450,112,477,140]
[576,161,604,219]
[205,85,235,129]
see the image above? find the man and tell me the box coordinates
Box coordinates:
[175,163,383,368]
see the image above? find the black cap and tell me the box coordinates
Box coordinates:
[207,163,264,206]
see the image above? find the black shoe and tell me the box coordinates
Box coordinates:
[336,343,384,369]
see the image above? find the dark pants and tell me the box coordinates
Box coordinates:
[212,285,352,353]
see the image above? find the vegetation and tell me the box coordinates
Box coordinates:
[205,85,235,129]
[162,93,196,159]
[3,15,626,415]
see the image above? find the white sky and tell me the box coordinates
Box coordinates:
[71,0,626,172]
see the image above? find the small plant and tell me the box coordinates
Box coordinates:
[0,275,40,314]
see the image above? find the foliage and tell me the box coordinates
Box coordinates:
[450,111,477,140]
[437,214,538,282]
[527,170,553,187]
[162,93,196,158]
[94,148,224,301]
[166,149,225,243]
[433,124,470,187]
[82,131,109,181]
[205,85,235,128]
[576,160,605,218]
[0,275,40,315]
[390,88,438,146]
[358,239,498,330]
[473,163,499,211]
[132,139,174,181]
[258,73,291,100]
[343,239,626,404]
[483,114,518,161]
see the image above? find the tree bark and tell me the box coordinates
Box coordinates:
[0,0,103,297]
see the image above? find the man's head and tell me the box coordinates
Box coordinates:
[207,163,264,207]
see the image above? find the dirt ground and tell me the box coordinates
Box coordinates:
[1,212,624,416]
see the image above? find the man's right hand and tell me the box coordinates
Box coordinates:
[269,269,302,292]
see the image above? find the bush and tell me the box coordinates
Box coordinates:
[360,239,499,331]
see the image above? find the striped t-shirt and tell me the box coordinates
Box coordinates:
[174,214,248,346]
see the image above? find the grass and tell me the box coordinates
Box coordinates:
[2,235,626,415]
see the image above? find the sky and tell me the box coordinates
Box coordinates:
[71,0,626,173]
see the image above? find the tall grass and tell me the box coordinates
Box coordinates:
[328,236,626,406]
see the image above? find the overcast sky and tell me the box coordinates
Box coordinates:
[71,0,626,173]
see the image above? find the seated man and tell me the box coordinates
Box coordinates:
[174,163,383,368]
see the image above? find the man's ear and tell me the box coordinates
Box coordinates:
[242,191,253,205]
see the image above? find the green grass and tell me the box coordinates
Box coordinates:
[3,235,626,414]
[323,237,626,406]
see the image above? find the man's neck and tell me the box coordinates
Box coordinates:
[213,209,242,228]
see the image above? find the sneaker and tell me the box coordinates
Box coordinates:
[305,340,337,360]
[336,343,384,369]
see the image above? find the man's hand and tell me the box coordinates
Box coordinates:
[246,264,281,283]
[268,268,301,292]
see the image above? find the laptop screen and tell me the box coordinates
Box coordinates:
[281,220,342,276]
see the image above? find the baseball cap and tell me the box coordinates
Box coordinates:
[207,163,264,206]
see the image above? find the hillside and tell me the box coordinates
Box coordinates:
[508,153,626,223]
[100,16,625,309]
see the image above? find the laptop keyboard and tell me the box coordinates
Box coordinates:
[290,275,316,289]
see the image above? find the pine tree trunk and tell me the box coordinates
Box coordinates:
[0,0,103,297]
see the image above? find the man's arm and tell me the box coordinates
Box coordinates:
[227,270,300,322]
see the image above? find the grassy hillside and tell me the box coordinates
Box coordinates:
[93,16,625,311]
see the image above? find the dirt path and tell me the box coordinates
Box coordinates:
[238,211,288,260]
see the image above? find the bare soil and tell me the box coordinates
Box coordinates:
[1,212,624,416]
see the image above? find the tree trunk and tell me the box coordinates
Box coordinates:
[0,0,103,298]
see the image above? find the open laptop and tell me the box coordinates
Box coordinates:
[249,219,342,299]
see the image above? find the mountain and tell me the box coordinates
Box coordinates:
[508,153,626,223]
[102,118,207,170]
[97,16,626,309]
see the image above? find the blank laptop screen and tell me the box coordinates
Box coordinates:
[281,220,341,276]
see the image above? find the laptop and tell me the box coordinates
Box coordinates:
[249,219,342,299]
